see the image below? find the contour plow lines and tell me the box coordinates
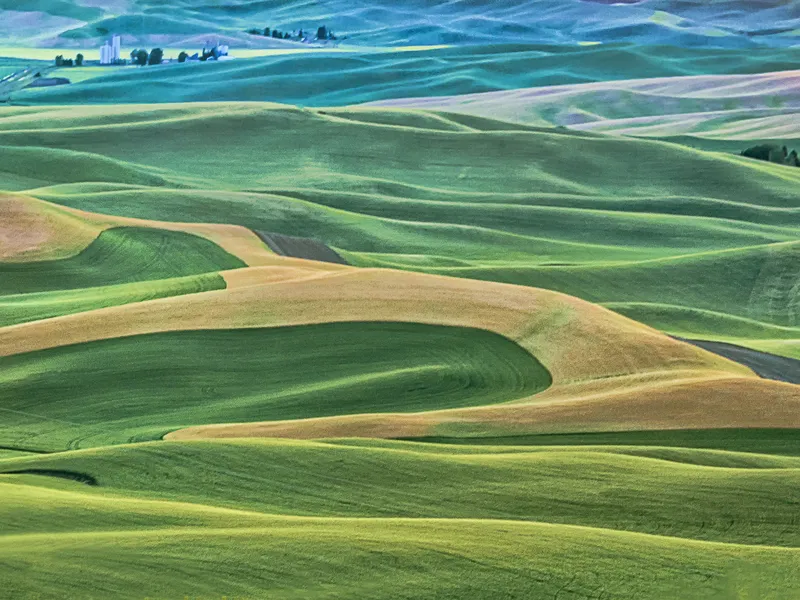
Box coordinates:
[0,67,49,102]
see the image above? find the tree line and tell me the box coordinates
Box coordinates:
[246,25,338,41]
[54,54,84,67]
[54,50,165,67]
[741,144,800,167]
[129,49,164,66]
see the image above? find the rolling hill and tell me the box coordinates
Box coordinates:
[2,189,798,597]
[2,57,799,598]
[369,68,800,143]
[15,43,800,107]
[1,103,796,357]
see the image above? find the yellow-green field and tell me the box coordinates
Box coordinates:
[1,91,798,597]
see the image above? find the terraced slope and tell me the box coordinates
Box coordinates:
[4,104,797,356]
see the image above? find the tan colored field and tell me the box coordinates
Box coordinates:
[4,194,796,438]
[0,194,105,261]
[0,194,276,266]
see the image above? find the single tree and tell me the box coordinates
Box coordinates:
[178,51,189,63]
[317,25,328,40]
[298,29,304,38]
[75,53,84,67]
[264,27,271,37]
[272,29,282,38]
[135,49,149,66]
[63,58,73,67]
[283,32,291,39]
[55,55,64,67]
[148,48,164,65]
[130,49,139,62]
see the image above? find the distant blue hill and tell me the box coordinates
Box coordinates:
[17,43,800,107]
[4,0,800,49]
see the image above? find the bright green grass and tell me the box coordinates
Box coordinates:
[0,272,225,327]
[3,515,797,600]
[2,438,800,545]
[0,227,245,295]
[0,322,551,450]
[2,438,800,599]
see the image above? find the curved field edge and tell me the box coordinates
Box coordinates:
[0,322,551,449]
[0,226,246,295]
[0,193,279,268]
[3,262,788,441]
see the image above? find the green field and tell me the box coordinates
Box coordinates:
[0,273,225,327]
[0,322,551,450]
[2,438,800,598]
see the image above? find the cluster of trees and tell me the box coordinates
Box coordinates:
[741,144,800,167]
[54,54,84,67]
[246,25,337,41]
[129,48,164,66]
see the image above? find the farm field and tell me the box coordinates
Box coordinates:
[1,104,796,356]
[2,1,800,598]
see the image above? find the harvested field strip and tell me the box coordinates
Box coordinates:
[0,227,246,295]
[255,230,349,265]
[0,266,746,381]
[0,322,551,449]
[3,439,800,545]
[676,338,800,384]
[170,374,800,441]
[1,194,276,268]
